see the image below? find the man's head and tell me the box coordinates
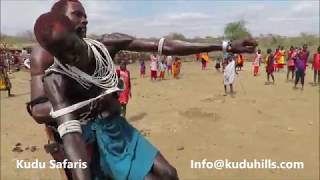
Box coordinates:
[297,51,303,59]
[140,54,145,61]
[267,48,272,54]
[120,62,127,71]
[34,12,88,67]
[51,0,87,38]
[290,46,294,51]
[228,54,235,62]
[257,49,261,54]
[303,44,308,51]
[34,12,73,51]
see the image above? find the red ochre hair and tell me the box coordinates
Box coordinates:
[34,12,73,49]
[51,0,80,14]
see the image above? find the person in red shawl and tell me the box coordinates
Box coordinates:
[195,53,201,61]
[0,54,14,97]
[117,62,132,117]
[312,46,320,85]
[277,46,286,70]
[266,49,275,84]
[201,52,209,70]
[236,53,244,71]
[252,49,262,76]
[273,46,280,72]
[301,44,310,73]
[287,46,296,81]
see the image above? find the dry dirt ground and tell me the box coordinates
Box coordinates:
[1,61,319,180]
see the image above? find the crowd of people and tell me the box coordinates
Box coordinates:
[0,48,31,97]
[138,53,182,81]
[255,44,319,89]
[210,44,320,93]
[118,44,320,99]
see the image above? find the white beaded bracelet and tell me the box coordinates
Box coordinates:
[57,120,82,138]
[158,38,165,56]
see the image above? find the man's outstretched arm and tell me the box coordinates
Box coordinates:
[100,33,257,56]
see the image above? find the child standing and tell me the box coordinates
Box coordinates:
[139,55,146,78]
[252,49,262,76]
[177,58,182,76]
[266,49,275,84]
[301,44,310,73]
[201,52,209,70]
[277,46,286,71]
[236,53,244,71]
[312,46,320,85]
[294,52,305,90]
[215,57,221,72]
[287,46,296,81]
[158,59,166,80]
[224,54,236,95]
[274,47,280,72]
[118,62,132,117]
[0,59,13,97]
[150,53,158,81]
[173,57,181,79]
[166,55,173,76]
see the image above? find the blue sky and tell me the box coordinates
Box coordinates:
[1,0,319,38]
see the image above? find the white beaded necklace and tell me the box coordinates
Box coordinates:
[48,38,121,119]
[53,38,118,90]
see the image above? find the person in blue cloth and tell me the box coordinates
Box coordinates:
[30,1,257,179]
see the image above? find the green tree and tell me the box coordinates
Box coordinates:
[224,20,251,40]
[299,32,318,46]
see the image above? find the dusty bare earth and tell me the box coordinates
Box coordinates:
[1,61,319,180]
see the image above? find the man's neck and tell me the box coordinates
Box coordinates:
[87,52,96,75]
[78,45,96,75]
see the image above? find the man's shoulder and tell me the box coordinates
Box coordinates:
[42,70,69,93]
[30,45,54,75]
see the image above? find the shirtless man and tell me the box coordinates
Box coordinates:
[29,1,257,179]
